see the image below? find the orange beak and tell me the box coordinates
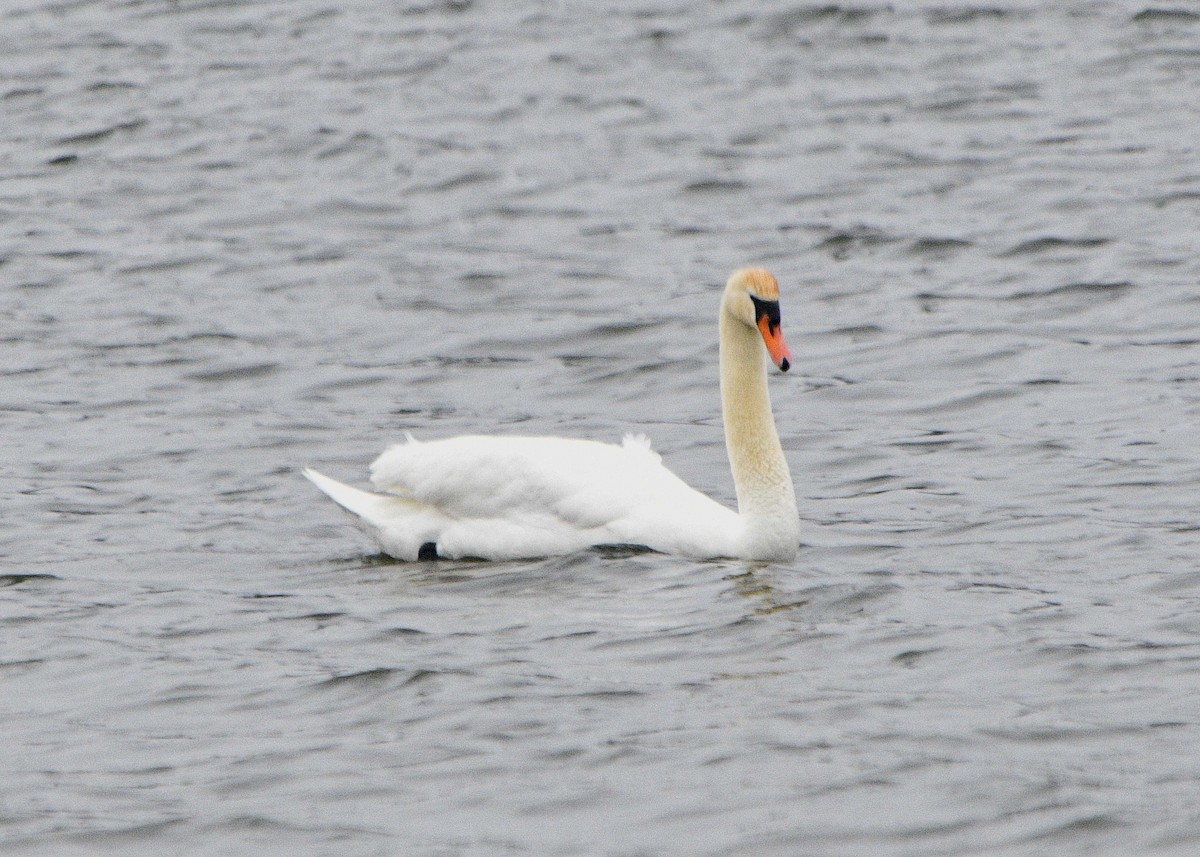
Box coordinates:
[757,314,792,372]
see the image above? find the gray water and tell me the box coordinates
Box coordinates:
[3,1,1200,854]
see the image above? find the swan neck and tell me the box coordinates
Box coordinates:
[719,309,799,558]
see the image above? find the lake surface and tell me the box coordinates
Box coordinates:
[3,1,1200,854]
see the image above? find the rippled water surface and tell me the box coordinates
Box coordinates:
[4,1,1200,854]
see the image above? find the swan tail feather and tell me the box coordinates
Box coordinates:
[305,468,446,560]
[304,468,379,517]
[302,468,418,526]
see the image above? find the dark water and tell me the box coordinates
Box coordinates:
[4,1,1200,854]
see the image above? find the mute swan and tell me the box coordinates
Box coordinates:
[304,267,799,562]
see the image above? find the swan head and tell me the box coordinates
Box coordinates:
[723,267,792,372]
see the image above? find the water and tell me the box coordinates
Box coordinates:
[3,1,1200,854]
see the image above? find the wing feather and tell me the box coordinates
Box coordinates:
[368,434,737,547]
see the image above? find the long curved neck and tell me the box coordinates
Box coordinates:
[719,309,799,559]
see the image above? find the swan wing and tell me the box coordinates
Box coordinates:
[364,434,739,558]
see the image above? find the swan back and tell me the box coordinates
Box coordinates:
[368,434,741,559]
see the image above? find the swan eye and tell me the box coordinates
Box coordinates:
[750,294,792,371]
[749,295,781,333]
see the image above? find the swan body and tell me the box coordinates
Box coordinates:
[305,267,799,562]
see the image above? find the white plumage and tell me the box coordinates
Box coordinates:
[305,267,800,562]
[306,434,738,561]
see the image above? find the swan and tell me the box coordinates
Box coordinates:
[304,267,799,562]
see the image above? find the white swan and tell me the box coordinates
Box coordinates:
[304,267,799,562]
